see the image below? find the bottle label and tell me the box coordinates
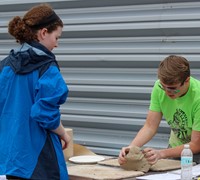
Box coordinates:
[181,157,192,165]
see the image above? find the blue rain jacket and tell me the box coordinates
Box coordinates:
[0,42,69,180]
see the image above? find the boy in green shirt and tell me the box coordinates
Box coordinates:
[119,55,200,165]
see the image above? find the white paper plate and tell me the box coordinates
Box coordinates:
[69,155,105,164]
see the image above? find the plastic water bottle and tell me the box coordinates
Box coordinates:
[181,144,193,180]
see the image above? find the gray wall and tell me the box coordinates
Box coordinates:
[1,0,200,156]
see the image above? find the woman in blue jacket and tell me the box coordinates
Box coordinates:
[0,3,70,180]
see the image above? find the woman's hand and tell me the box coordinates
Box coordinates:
[59,131,71,150]
[51,122,71,150]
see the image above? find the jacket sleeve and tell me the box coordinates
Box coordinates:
[30,66,68,130]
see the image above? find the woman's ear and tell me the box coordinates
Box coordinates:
[37,28,48,40]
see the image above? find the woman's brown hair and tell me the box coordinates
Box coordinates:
[8,3,63,44]
[158,55,190,85]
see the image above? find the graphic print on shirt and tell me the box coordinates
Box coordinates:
[168,108,191,144]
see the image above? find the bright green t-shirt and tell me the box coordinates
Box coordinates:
[150,77,200,147]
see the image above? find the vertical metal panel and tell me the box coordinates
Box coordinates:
[1,0,200,156]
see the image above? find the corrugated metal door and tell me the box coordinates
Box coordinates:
[1,0,200,156]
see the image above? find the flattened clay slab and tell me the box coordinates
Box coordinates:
[68,164,144,180]
[98,158,120,167]
[150,159,181,171]
[98,158,182,172]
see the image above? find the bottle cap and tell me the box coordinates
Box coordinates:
[184,144,190,148]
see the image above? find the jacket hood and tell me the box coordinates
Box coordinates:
[6,42,58,74]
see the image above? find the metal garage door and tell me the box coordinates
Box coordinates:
[0,0,200,156]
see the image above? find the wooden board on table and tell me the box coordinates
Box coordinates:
[98,158,181,172]
[150,159,181,171]
[68,164,144,180]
